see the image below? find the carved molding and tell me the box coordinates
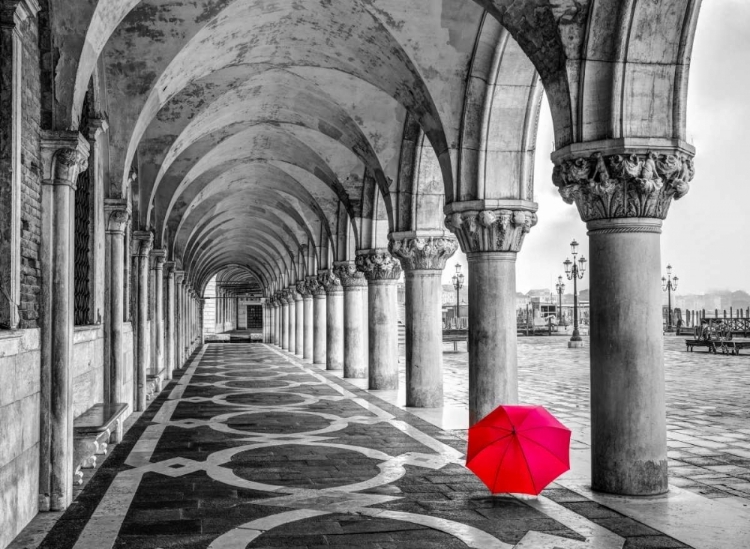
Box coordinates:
[552,151,694,222]
[105,207,129,234]
[355,251,402,282]
[319,270,343,294]
[389,237,458,271]
[150,249,167,269]
[333,261,367,288]
[132,231,153,258]
[444,209,537,253]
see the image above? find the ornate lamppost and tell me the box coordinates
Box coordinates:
[556,275,566,328]
[564,240,587,348]
[451,263,464,329]
[662,264,678,332]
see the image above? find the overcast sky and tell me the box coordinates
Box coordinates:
[443,1,750,296]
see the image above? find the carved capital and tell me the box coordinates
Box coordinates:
[132,231,153,257]
[41,131,90,189]
[174,271,185,284]
[150,249,167,269]
[444,209,537,253]
[296,280,311,298]
[356,250,402,282]
[552,150,695,222]
[333,261,367,288]
[389,236,458,271]
[318,270,343,294]
[305,276,325,297]
[287,287,301,302]
[164,262,176,277]
[0,0,40,27]
[104,199,130,235]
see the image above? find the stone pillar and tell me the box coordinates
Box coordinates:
[391,235,458,407]
[39,134,89,511]
[104,200,130,406]
[175,272,184,368]
[294,288,304,358]
[150,250,166,378]
[288,288,298,354]
[132,231,153,412]
[299,279,314,362]
[270,299,278,345]
[356,251,402,390]
[445,208,537,425]
[552,144,695,495]
[281,293,290,350]
[165,263,175,379]
[335,262,367,378]
[312,274,327,365]
[320,270,344,370]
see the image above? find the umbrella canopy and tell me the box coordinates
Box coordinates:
[466,405,571,495]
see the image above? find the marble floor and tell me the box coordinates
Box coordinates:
[14,342,750,549]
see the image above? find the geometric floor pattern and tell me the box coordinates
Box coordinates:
[30,344,694,548]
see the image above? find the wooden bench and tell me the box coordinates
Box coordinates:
[443,329,468,352]
[73,403,128,485]
[685,339,750,356]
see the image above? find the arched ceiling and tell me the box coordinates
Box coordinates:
[57,0,486,294]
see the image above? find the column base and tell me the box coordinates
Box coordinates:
[568,340,585,349]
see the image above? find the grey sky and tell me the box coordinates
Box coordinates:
[444,1,749,296]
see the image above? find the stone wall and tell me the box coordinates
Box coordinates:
[0,329,41,548]
[19,13,42,329]
[72,327,104,418]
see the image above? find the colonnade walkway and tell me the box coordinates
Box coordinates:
[13,343,747,549]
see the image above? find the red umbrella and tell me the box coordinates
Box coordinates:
[466,405,571,495]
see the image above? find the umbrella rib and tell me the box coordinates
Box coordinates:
[491,432,516,493]
[513,433,538,495]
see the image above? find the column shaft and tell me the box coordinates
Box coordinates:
[282,301,290,350]
[104,202,128,406]
[343,287,366,378]
[467,252,518,425]
[165,268,175,379]
[326,291,344,370]
[289,296,297,353]
[313,295,326,365]
[303,296,314,361]
[367,281,399,390]
[295,297,304,357]
[404,271,444,407]
[134,234,153,411]
[589,219,667,495]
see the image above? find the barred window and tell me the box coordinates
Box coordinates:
[73,87,94,326]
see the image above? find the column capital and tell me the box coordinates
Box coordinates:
[296,280,312,298]
[356,250,402,282]
[444,207,537,254]
[333,261,367,288]
[150,249,167,269]
[551,141,695,222]
[132,231,153,257]
[318,269,343,294]
[288,285,302,302]
[41,131,90,189]
[174,271,185,284]
[164,262,176,276]
[389,235,458,271]
[104,199,130,235]
[0,0,39,27]
[306,275,325,297]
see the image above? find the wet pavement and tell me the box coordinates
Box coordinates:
[12,342,734,548]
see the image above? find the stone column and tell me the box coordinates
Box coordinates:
[391,235,458,407]
[39,134,89,511]
[299,279,314,362]
[150,250,166,379]
[446,209,536,425]
[334,262,367,378]
[320,270,344,370]
[288,288,298,354]
[104,200,130,406]
[132,231,153,412]
[294,287,304,358]
[164,263,175,379]
[551,145,694,495]
[174,272,184,368]
[356,251,402,390]
[281,292,290,350]
[311,274,327,366]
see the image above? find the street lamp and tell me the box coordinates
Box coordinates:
[662,264,678,332]
[564,239,587,348]
[451,263,464,328]
[555,275,566,328]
